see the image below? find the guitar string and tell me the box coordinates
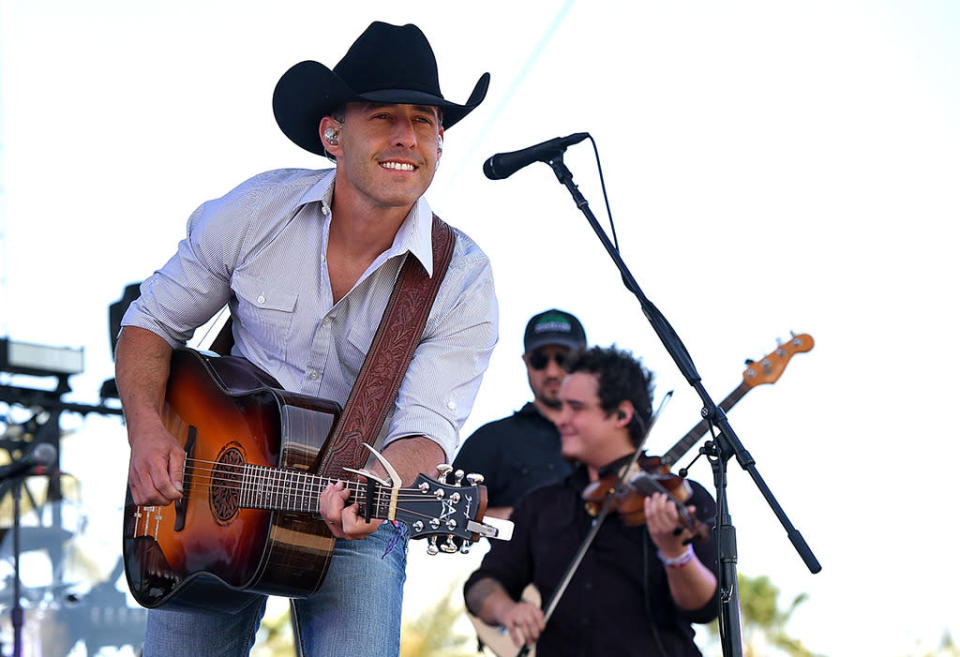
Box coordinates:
[179,456,472,502]
[172,458,472,508]
[177,473,432,509]
[141,468,453,523]
[178,466,446,505]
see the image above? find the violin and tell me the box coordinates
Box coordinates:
[581,455,710,542]
[581,333,816,541]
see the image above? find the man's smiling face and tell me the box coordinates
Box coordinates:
[327,102,443,212]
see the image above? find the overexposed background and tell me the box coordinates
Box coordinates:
[1,1,958,656]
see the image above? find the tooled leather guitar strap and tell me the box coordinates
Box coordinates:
[312,214,456,478]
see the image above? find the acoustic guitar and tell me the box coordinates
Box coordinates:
[467,333,814,656]
[123,348,503,613]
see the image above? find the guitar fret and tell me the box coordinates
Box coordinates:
[316,477,326,513]
[268,468,276,508]
[300,471,308,511]
[291,470,298,510]
[257,465,267,508]
[275,468,282,508]
[241,464,251,508]
[289,471,295,510]
[295,471,302,510]
[258,466,266,508]
[293,470,300,510]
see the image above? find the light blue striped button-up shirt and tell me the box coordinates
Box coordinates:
[122,167,498,459]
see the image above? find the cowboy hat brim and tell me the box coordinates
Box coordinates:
[273,61,490,156]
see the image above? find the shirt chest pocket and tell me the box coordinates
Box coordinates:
[232,272,298,359]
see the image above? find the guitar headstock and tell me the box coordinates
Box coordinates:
[742,333,814,389]
[396,467,509,555]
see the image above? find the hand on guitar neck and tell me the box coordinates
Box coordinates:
[320,436,445,540]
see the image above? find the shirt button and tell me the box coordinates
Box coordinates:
[308,371,319,380]
[321,253,327,263]
[446,400,457,411]
[257,295,265,304]
[323,317,332,327]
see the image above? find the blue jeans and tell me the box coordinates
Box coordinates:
[143,524,408,657]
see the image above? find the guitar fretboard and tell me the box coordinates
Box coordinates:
[225,462,392,518]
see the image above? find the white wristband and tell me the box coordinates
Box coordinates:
[657,544,694,569]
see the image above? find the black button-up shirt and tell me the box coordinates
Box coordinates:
[465,463,720,656]
[454,403,573,508]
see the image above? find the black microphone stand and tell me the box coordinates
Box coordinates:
[544,154,822,657]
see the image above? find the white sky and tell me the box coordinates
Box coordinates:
[1,1,959,656]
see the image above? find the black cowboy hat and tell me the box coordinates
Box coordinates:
[273,21,490,156]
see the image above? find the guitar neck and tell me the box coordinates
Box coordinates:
[224,462,394,519]
[661,382,750,467]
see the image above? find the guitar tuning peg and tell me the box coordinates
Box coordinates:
[440,536,459,553]
[426,536,439,556]
[776,337,783,346]
[744,358,755,366]
[790,330,797,338]
[436,464,453,482]
[466,473,485,486]
[453,469,465,486]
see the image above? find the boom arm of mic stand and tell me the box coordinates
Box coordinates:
[545,155,821,657]
[545,157,700,386]
[710,407,822,573]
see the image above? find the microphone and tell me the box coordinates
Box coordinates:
[0,442,57,481]
[483,132,589,180]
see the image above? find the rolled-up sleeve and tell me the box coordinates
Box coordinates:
[120,170,301,347]
[120,197,245,346]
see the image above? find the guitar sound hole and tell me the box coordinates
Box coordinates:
[210,447,244,524]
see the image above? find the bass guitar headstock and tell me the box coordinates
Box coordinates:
[742,332,814,389]
[397,465,512,555]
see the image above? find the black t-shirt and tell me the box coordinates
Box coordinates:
[453,403,573,508]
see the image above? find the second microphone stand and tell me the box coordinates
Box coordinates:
[544,153,822,657]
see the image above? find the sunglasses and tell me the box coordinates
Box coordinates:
[527,350,570,371]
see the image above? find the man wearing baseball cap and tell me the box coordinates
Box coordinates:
[454,309,586,519]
